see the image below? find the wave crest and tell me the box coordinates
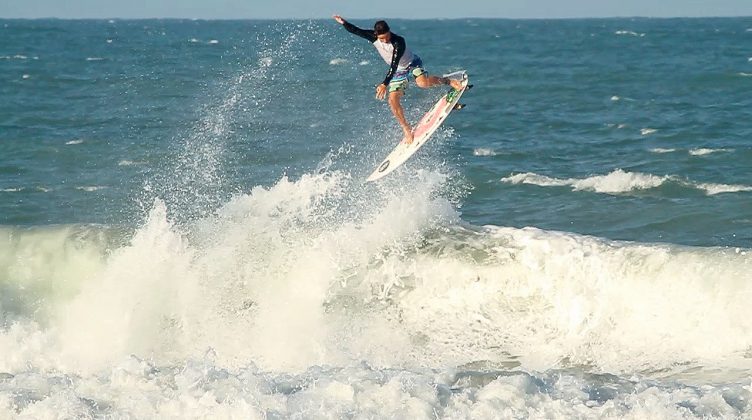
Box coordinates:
[502,169,752,196]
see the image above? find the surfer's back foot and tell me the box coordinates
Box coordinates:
[449,79,463,91]
[402,126,414,144]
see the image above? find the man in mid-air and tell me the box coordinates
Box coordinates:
[333,15,463,144]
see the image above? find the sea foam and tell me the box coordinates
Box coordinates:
[2,172,752,417]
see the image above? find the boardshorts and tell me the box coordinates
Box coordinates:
[388,56,426,93]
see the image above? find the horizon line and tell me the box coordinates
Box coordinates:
[2,15,752,21]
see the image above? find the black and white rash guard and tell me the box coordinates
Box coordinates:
[341,20,417,86]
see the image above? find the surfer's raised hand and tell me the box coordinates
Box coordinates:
[375,83,387,100]
[333,15,345,25]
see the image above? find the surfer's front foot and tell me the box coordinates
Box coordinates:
[402,127,414,144]
[449,79,463,91]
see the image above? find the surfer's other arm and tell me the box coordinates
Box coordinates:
[333,15,377,42]
[381,34,405,86]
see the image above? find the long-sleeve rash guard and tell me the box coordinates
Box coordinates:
[341,20,417,86]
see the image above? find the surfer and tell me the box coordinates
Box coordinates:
[333,15,463,144]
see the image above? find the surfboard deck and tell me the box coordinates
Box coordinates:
[365,71,470,182]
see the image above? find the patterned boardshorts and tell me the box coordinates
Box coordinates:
[388,56,427,92]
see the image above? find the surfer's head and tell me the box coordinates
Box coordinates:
[374,20,391,42]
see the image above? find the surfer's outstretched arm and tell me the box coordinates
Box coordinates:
[333,15,377,42]
[343,22,375,42]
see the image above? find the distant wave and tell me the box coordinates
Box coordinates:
[649,147,731,156]
[615,30,645,37]
[640,128,657,136]
[689,148,732,156]
[118,160,145,166]
[739,72,752,77]
[1,186,53,193]
[86,57,104,61]
[606,123,628,129]
[76,186,108,192]
[1,55,37,60]
[66,139,84,145]
[502,169,667,194]
[329,58,348,65]
[697,182,752,195]
[473,148,497,157]
[502,169,752,196]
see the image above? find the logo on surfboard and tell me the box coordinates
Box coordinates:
[378,160,390,172]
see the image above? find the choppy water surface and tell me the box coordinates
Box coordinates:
[1,18,751,418]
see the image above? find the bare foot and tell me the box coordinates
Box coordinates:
[449,79,463,91]
[402,126,414,144]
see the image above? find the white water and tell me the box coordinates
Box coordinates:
[2,172,752,417]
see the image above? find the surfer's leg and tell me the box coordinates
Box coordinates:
[387,89,413,144]
[409,57,462,90]
[416,73,463,91]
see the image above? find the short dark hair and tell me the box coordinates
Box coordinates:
[374,20,390,35]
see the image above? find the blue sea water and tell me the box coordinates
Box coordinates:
[1,17,752,418]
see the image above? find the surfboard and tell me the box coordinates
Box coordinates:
[365,71,470,182]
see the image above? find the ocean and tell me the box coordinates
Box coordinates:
[1,17,752,418]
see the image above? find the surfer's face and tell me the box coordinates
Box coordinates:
[376,32,391,43]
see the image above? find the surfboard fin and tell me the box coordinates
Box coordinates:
[453,103,466,110]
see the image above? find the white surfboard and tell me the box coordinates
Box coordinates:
[366,71,470,182]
